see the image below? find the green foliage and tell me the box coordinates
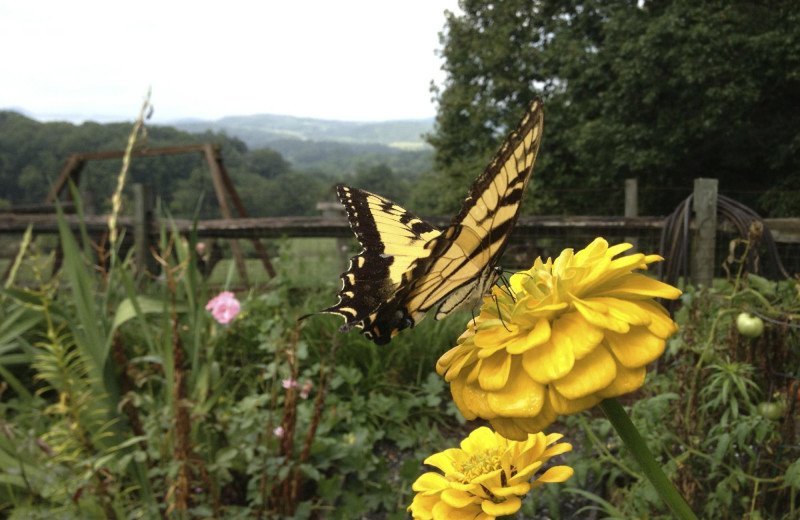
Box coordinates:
[0,213,465,518]
[562,268,800,519]
[431,0,800,217]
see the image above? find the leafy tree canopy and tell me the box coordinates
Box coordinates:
[430,0,800,216]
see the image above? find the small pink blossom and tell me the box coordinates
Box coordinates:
[299,380,312,399]
[205,291,240,324]
[273,426,284,438]
[282,377,299,390]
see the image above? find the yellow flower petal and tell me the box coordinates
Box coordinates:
[553,312,603,360]
[441,489,482,508]
[449,378,484,420]
[640,300,680,337]
[408,492,438,519]
[533,465,575,485]
[490,417,533,441]
[424,451,460,474]
[573,298,631,333]
[596,365,646,397]
[486,364,546,417]
[510,460,544,482]
[461,426,497,452]
[506,317,551,354]
[432,501,480,520]
[466,359,482,384]
[605,325,666,367]
[491,482,531,496]
[548,385,601,415]
[438,346,478,382]
[552,345,617,399]
[477,351,512,391]
[599,273,683,299]
[412,472,449,492]
[474,323,518,349]
[521,337,574,384]
[590,297,654,326]
[481,495,522,516]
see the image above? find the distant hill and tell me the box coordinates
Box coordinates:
[170,113,434,150]
[169,113,435,174]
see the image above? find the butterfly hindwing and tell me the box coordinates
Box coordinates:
[311,186,440,332]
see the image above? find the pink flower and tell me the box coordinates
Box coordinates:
[273,426,284,438]
[282,377,299,390]
[205,291,240,324]
[300,380,312,399]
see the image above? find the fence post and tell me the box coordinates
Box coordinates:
[133,183,155,277]
[692,178,718,287]
[624,178,638,251]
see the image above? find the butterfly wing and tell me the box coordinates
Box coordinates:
[307,185,440,332]
[361,99,545,344]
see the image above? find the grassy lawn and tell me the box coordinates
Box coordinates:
[205,237,349,288]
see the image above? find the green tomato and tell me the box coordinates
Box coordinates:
[757,401,785,420]
[736,312,764,338]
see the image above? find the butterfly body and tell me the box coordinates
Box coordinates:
[306,100,544,344]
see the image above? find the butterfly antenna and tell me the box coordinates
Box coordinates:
[495,267,517,303]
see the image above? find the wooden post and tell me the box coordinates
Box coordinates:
[624,178,638,251]
[203,144,249,284]
[691,178,718,288]
[133,183,156,277]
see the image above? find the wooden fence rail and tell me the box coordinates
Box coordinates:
[4,213,798,242]
[0,213,671,239]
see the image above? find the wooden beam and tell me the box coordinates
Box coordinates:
[212,151,277,278]
[70,143,214,161]
[692,178,719,288]
[4,213,798,244]
[203,143,249,283]
[45,144,220,203]
[624,178,639,251]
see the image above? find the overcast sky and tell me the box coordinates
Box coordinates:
[0,0,461,124]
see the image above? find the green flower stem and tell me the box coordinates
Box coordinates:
[600,398,698,520]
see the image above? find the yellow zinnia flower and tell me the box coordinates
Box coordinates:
[437,238,682,440]
[408,426,573,520]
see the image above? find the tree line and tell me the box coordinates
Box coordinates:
[427,0,800,218]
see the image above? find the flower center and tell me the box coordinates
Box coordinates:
[458,448,502,481]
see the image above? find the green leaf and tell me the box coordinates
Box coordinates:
[298,463,322,482]
[711,433,731,468]
[110,296,175,331]
[747,274,776,297]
